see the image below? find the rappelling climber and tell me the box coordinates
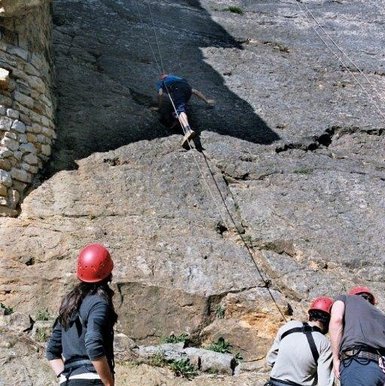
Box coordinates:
[151,73,215,145]
[265,296,335,386]
[46,244,117,386]
[330,285,385,386]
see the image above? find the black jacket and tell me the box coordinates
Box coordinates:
[46,293,115,375]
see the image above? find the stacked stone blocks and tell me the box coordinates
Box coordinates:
[0,6,55,216]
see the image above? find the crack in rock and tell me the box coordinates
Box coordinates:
[275,125,384,153]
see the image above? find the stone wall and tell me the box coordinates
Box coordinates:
[0,0,55,216]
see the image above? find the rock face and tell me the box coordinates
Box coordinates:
[0,0,55,215]
[1,0,385,384]
[0,1,45,17]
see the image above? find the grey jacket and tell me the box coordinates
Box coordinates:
[267,320,334,386]
[46,293,115,376]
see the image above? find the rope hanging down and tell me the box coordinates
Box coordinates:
[295,0,385,122]
[131,0,163,75]
[147,2,165,74]
[137,0,385,323]
[164,96,288,321]
[134,0,291,321]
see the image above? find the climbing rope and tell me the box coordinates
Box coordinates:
[168,111,288,321]
[136,0,385,323]
[131,0,163,75]
[295,0,385,121]
[161,73,289,321]
[158,98,288,321]
[132,0,300,322]
[147,2,165,74]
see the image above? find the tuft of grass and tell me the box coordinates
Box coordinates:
[161,333,190,345]
[207,337,243,365]
[169,358,198,379]
[207,337,232,354]
[293,168,313,175]
[35,328,49,342]
[215,305,225,319]
[35,309,50,321]
[224,6,244,15]
[149,352,168,368]
[0,303,14,315]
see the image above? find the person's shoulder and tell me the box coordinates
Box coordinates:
[82,293,109,309]
[279,320,303,332]
[286,320,303,327]
[168,74,184,82]
[317,333,332,351]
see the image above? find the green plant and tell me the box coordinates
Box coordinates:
[149,352,168,368]
[169,358,198,379]
[215,305,225,319]
[242,234,254,245]
[161,333,190,344]
[35,328,49,342]
[36,309,50,321]
[207,337,232,354]
[0,303,14,315]
[224,6,243,15]
[293,168,313,175]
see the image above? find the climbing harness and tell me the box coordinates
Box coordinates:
[262,323,323,386]
[265,378,303,386]
[340,346,385,375]
[280,322,322,363]
[340,345,385,365]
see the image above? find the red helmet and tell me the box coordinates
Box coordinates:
[308,296,334,315]
[349,286,375,304]
[76,244,113,283]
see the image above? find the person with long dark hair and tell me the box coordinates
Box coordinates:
[46,244,117,386]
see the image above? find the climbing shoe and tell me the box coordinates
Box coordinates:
[181,129,196,146]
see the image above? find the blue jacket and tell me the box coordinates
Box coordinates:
[156,74,189,92]
[46,294,115,375]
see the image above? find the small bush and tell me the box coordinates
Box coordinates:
[149,352,168,368]
[170,358,198,379]
[35,328,49,342]
[293,168,313,175]
[215,305,225,319]
[224,6,243,15]
[161,333,190,345]
[207,337,232,354]
[207,337,243,364]
[36,309,50,321]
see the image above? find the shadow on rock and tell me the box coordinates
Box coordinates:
[47,0,279,175]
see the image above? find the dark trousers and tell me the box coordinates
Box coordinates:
[340,357,385,386]
[265,378,302,386]
[60,380,104,385]
[167,81,192,114]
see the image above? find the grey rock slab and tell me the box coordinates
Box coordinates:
[184,347,236,375]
